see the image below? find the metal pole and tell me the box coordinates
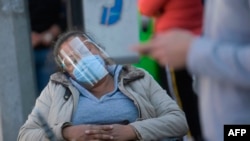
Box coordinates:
[66,0,84,31]
[0,0,36,140]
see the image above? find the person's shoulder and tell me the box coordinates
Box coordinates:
[120,64,156,82]
[121,64,146,74]
[49,72,71,85]
[118,65,145,81]
[124,65,153,75]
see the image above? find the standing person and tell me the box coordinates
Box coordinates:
[28,0,66,95]
[18,30,188,141]
[138,0,203,140]
[132,0,250,141]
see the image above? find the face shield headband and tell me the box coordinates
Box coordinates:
[58,37,109,87]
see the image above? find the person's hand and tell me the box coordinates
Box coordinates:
[109,124,137,141]
[41,31,54,46]
[85,124,137,141]
[132,29,196,69]
[62,124,114,141]
[31,32,42,47]
[41,24,61,46]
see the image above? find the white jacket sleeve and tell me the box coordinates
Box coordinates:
[130,70,188,140]
[17,85,65,141]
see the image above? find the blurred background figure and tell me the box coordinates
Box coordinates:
[137,0,204,141]
[28,0,67,95]
[133,0,250,141]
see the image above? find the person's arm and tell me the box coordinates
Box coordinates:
[188,37,250,88]
[130,69,189,140]
[138,0,168,17]
[17,83,66,141]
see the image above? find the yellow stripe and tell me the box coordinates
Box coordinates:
[169,68,192,139]
[169,68,182,108]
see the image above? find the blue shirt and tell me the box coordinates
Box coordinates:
[70,65,138,125]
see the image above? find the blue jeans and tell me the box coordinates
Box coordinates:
[34,48,56,96]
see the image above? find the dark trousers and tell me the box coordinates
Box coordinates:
[159,67,203,141]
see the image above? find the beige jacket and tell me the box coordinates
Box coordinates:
[18,65,188,141]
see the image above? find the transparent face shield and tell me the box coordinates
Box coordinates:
[58,37,109,87]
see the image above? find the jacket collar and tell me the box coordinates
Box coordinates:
[50,72,72,87]
[119,65,145,84]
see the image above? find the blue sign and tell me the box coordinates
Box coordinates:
[100,0,123,25]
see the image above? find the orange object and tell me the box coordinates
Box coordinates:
[138,0,203,35]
